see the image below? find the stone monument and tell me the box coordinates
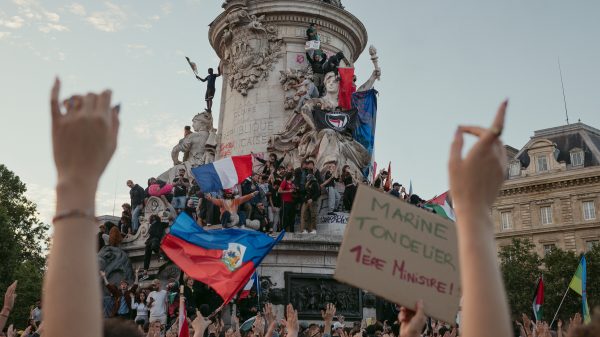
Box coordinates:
[109,0,389,322]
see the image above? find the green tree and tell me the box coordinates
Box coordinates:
[0,164,49,327]
[586,244,600,310]
[542,248,579,323]
[498,238,542,319]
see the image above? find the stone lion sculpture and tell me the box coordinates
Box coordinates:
[98,246,134,294]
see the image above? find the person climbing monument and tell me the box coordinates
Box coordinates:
[196,63,222,113]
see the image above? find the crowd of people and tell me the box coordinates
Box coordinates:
[3,72,600,337]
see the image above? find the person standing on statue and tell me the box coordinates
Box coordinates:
[293,75,320,113]
[306,51,327,94]
[195,65,221,113]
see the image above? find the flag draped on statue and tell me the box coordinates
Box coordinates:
[191,155,253,192]
[569,256,591,324]
[338,67,355,110]
[161,213,284,307]
[425,192,456,221]
[351,89,378,157]
[312,108,357,132]
[532,277,544,322]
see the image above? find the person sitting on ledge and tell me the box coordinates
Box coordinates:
[205,189,258,228]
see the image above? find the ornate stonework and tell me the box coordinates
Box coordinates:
[279,68,312,110]
[219,5,284,96]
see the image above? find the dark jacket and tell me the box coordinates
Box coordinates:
[306,52,327,74]
[130,184,145,208]
[106,283,138,317]
[304,179,321,203]
[147,220,166,243]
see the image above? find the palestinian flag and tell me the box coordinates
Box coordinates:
[425,191,456,221]
[532,276,544,322]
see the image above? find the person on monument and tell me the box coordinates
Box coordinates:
[240,173,262,224]
[195,65,222,113]
[140,214,167,281]
[100,269,139,319]
[306,23,319,41]
[252,151,287,176]
[373,170,388,190]
[293,75,320,113]
[341,165,356,211]
[127,180,146,234]
[306,51,328,94]
[323,51,349,76]
[300,173,320,234]
[278,172,296,232]
[321,162,340,215]
[269,166,285,232]
[205,189,259,228]
[172,168,190,213]
[248,202,269,232]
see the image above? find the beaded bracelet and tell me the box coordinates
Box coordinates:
[52,209,97,223]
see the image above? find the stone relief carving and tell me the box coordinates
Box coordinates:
[286,273,362,319]
[259,276,286,304]
[219,5,284,95]
[279,68,313,110]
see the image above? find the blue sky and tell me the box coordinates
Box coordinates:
[1,0,599,224]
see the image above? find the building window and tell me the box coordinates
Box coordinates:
[570,150,584,167]
[583,201,596,221]
[501,211,512,230]
[536,155,549,172]
[587,240,599,252]
[543,244,556,256]
[540,206,553,225]
[509,162,521,177]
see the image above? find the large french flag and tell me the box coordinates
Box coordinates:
[191,155,253,192]
[161,213,284,306]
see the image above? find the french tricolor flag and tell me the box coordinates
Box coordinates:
[191,155,253,192]
[239,271,260,299]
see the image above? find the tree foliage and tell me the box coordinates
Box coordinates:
[500,238,600,324]
[0,164,49,327]
[499,238,542,320]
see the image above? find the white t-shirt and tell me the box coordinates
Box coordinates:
[147,289,168,317]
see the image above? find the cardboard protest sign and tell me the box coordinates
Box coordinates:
[334,185,461,322]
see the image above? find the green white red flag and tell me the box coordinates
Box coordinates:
[532,276,544,322]
[425,191,456,221]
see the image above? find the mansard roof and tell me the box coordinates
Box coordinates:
[511,122,600,168]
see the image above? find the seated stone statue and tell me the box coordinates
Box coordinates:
[171,111,216,167]
[269,66,381,178]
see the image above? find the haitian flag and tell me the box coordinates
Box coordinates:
[161,213,284,306]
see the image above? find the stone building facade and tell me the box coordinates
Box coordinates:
[493,122,600,257]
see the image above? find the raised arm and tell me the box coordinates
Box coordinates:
[43,78,119,337]
[0,281,17,331]
[322,303,336,337]
[448,100,511,337]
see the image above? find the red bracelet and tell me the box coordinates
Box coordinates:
[52,209,97,223]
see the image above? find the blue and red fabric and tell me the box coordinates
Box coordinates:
[161,213,284,306]
[191,154,253,193]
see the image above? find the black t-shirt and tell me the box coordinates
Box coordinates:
[270,178,282,208]
[324,171,337,188]
[172,177,189,197]
[205,74,220,90]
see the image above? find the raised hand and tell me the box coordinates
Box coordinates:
[2,281,17,313]
[7,324,16,337]
[265,321,277,337]
[322,303,336,322]
[51,78,119,196]
[281,303,299,337]
[398,300,426,337]
[449,100,507,217]
[264,302,276,326]
[192,309,211,337]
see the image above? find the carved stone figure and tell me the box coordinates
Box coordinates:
[219,4,284,95]
[279,68,313,110]
[171,111,217,167]
[98,246,134,294]
[270,46,381,177]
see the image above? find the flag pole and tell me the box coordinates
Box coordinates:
[550,286,570,327]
